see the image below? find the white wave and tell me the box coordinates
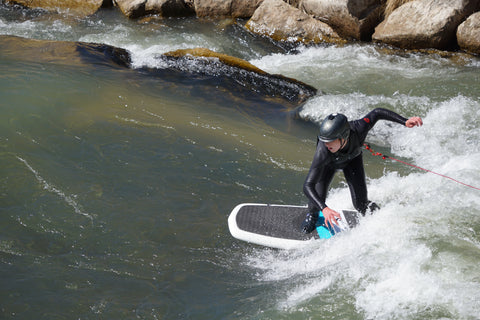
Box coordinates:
[391,95,480,166]
[299,93,480,191]
[250,44,462,86]
[299,92,431,123]
[0,19,36,37]
[241,94,480,318]
[243,171,480,317]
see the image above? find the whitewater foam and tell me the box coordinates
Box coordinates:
[241,92,480,318]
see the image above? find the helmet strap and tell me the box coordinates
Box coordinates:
[339,138,348,150]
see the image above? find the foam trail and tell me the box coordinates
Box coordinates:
[17,156,93,220]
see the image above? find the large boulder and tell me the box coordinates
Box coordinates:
[384,0,414,18]
[5,0,104,16]
[194,0,263,18]
[113,0,194,19]
[457,12,480,54]
[301,0,385,41]
[373,0,480,50]
[160,48,318,105]
[246,0,341,44]
[286,0,302,8]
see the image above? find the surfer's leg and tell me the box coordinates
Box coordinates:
[302,169,335,233]
[343,155,370,215]
[313,170,335,207]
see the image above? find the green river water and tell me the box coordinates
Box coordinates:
[1,4,480,320]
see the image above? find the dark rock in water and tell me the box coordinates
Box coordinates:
[75,42,132,68]
[158,48,318,106]
[0,36,316,107]
[0,35,131,68]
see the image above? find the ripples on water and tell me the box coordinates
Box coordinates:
[1,4,480,319]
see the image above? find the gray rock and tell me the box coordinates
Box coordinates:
[301,0,385,40]
[246,0,341,44]
[457,12,480,54]
[194,0,263,18]
[114,0,194,19]
[373,0,480,49]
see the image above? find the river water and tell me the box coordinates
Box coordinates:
[1,4,480,320]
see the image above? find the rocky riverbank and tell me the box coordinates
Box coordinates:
[4,0,480,55]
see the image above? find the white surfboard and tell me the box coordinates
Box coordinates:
[228,203,360,250]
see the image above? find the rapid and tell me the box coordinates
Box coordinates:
[1,4,479,319]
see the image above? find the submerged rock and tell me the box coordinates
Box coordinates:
[246,0,341,44]
[160,48,318,105]
[0,35,316,107]
[0,35,131,68]
[457,12,480,54]
[163,48,267,74]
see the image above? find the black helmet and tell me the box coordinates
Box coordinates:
[318,113,350,142]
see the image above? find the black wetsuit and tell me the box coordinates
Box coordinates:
[303,108,408,214]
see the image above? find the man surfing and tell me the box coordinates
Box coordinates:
[301,108,423,234]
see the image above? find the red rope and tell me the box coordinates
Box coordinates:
[364,144,480,191]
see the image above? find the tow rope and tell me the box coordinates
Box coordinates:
[364,144,480,191]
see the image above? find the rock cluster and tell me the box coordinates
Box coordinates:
[5,0,480,54]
